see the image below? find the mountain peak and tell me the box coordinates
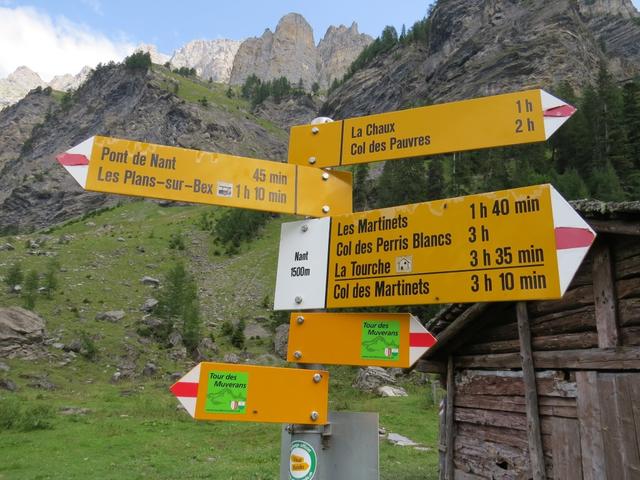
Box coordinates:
[230,12,373,89]
[8,66,44,84]
[169,39,241,83]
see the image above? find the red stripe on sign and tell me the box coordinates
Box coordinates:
[555,227,595,250]
[56,153,89,166]
[544,105,577,118]
[170,382,199,398]
[410,333,437,348]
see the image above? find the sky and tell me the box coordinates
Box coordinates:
[1,0,639,81]
[0,0,433,81]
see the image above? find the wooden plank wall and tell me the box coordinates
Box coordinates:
[448,235,640,479]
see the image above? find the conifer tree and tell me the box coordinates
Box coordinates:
[426,157,446,200]
[375,158,428,208]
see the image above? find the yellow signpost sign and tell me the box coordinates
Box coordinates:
[274,184,596,310]
[287,312,437,368]
[57,135,352,217]
[288,89,576,168]
[170,362,329,425]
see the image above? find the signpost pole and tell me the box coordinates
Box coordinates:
[283,309,329,480]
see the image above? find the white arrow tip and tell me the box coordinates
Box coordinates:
[56,137,95,188]
[541,90,577,140]
[550,186,596,295]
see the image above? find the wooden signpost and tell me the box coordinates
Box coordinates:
[57,135,352,217]
[170,362,329,425]
[287,312,436,368]
[274,184,595,310]
[287,89,575,168]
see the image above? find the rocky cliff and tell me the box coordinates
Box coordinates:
[170,39,241,82]
[322,0,640,119]
[0,64,287,231]
[317,22,374,88]
[48,66,92,92]
[229,13,373,89]
[0,67,46,110]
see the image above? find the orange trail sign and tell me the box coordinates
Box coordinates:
[287,312,437,368]
[56,135,352,217]
[170,362,329,425]
[274,184,595,310]
[288,89,575,168]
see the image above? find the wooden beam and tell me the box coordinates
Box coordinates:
[576,371,606,480]
[455,346,640,370]
[517,302,547,480]
[592,241,620,347]
[413,360,446,374]
[423,303,491,359]
[445,356,455,480]
[551,418,583,480]
[588,219,640,237]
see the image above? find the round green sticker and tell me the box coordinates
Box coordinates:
[289,440,317,480]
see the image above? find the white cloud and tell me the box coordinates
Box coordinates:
[0,6,134,81]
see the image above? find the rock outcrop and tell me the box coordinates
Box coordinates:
[322,0,640,120]
[230,13,317,89]
[0,63,288,231]
[230,13,373,89]
[0,87,57,184]
[0,67,46,110]
[49,66,92,92]
[170,39,241,83]
[0,307,46,359]
[317,22,373,88]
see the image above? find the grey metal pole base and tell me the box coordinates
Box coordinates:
[280,411,379,480]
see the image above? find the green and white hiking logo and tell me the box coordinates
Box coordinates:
[289,440,317,480]
[204,370,248,414]
[361,320,400,361]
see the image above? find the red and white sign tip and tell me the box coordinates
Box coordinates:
[169,363,201,418]
[541,91,577,140]
[409,315,437,366]
[56,137,95,189]
[550,186,596,294]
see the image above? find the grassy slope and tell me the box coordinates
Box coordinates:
[0,71,439,479]
[0,201,440,479]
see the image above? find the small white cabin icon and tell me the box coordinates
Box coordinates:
[396,256,413,273]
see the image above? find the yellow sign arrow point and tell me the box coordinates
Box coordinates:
[274,185,596,310]
[288,90,575,168]
[170,362,329,425]
[56,135,352,217]
[287,312,437,368]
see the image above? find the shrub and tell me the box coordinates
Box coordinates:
[168,232,185,250]
[214,208,270,253]
[221,320,234,337]
[22,270,39,309]
[0,397,54,431]
[156,263,201,353]
[124,51,152,71]
[43,259,60,299]
[5,263,23,290]
[80,332,98,361]
[231,319,246,349]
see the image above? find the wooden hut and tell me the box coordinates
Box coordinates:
[416,200,640,479]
